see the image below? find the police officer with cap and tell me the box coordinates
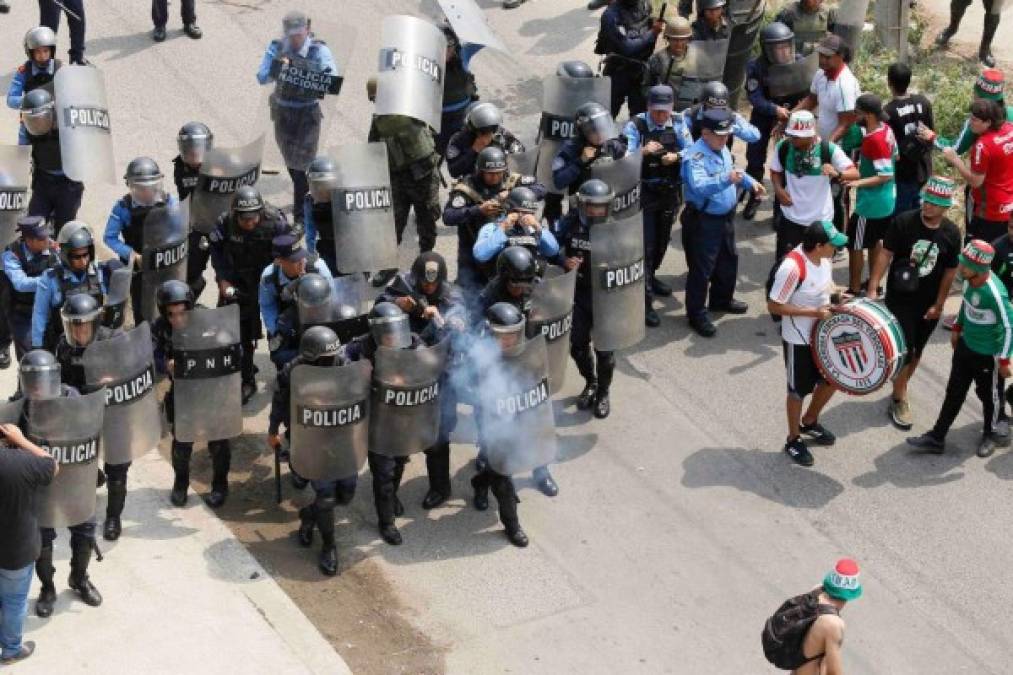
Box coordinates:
[552,179,616,419]
[623,84,692,326]
[173,122,214,296]
[691,0,730,40]
[267,326,356,576]
[446,102,525,180]
[743,22,810,220]
[683,81,761,143]
[681,109,766,337]
[7,27,60,145]
[103,157,179,321]
[596,0,664,117]
[646,16,693,95]
[473,187,558,280]
[437,22,480,158]
[2,216,56,362]
[552,102,628,200]
[256,10,337,219]
[259,233,332,371]
[31,221,108,350]
[209,185,294,403]
[19,88,84,234]
[302,155,342,275]
[775,0,838,56]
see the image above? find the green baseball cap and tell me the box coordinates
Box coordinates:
[812,220,848,248]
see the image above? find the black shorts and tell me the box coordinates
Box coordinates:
[886,297,939,360]
[783,340,825,399]
[847,213,891,250]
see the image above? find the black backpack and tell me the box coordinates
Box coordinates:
[761,589,840,670]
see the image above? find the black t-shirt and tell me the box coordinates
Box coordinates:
[884,94,934,185]
[0,448,56,570]
[883,210,961,307]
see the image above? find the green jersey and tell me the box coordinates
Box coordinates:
[957,273,1013,359]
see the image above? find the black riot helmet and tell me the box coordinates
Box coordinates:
[299,325,341,364]
[760,22,796,65]
[369,302,411,349]
[466,102,504,134]
[410,251,448,289]
[21,88,54,137]
[56,220,95,268]
[156,279,194,318]
[577,179,613,226]
[307,155,338,202]
[60,293,102,349]
[698,0,727,10]
[701,81,730,109]
[295,273,334,326]
[20,349,61,401]
[124,156,164,207]
[475,146,508,175]
[556,60,594,78]
[575,101,615,146]
[485,302,525,352]
[503,186,540,215]
[496,246,538,283]
[231,185,264,216]
[177,122,214,165]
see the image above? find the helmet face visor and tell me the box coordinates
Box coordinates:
[370,314,411,349]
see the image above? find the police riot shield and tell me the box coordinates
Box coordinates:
[675,40,729,110]
[506,147,539,177]
[0,145,31,247]
[30,389,106,529]
[297,275,370,342]
[767,52,820,100]
[54,65,115,185]
[437,0,506,52]
[102,261,133,330]
[591,215,645,352]
[189,135,264,235]
[290,361,371,481]
[83,323,160,465]
[478,335,557,476]
[375,15,448,132]
[330,143,397,274]
[172,304,242,443]
[538,74,612,193]
[370,339,449,457]
[529,267,576,395]
[724,0,765,107]
[589,153,643,221]
[833,0,871,56]
[141,203,189,322]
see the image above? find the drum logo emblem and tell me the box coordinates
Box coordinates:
[832,331,867,371]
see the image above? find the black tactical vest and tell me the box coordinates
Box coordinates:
[633,117,681,187]
[22,59,61,94]
[311,200,333,241]
[560,214,593,287]
[118,195,162,253]
[6,241,57,312]
[224,216,278,290]
[30,130,62,173]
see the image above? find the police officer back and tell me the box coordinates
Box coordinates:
[445,102,525,180]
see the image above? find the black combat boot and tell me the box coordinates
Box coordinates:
[980,13,1000,67]
[297,505,315,547]
[471,474,490,511]
[935,0,970,46]
[392,458,406,517]
[103,479,127,541]
[316,507,338,576]
[35,545,57,618]
[576,380,597,410]
[422,442,451,509]
[68,540,103,607]
[205,441,230,508]
[492,478,528,548]
[170,442,191,507]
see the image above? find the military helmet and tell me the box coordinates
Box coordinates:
[664,17,693,39]
[496,245,538,283]
[698,0,727,10]
[300,325,341,363]
[307,155,338,199]
[760,22,796,65]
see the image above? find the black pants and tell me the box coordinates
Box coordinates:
[775,214,809,260]
[171,439,231,492]
[39,0,86,62]
[367,451,408,526]
[392,169,440,253]
[472,467,520,531]
[104,461,131,520]
[642,188,681,300]
[681,207,738,321]
[424,373,459,495]
[28,171,84,235]
[930,339,1007,439]
[287,168,309,223]
[543,192,564,227]
[152,0,196,27]
[746,113,776,184]
[0,276,12,351]
[186,230,210,300]
[607,67,647,119]
[570,291,615,394]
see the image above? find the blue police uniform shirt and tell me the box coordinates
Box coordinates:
[683,107,762,144]
[7,60,56,145]
[681,137,756,215]
[31,265,109,347]
[472,219,560,263]
[103,194,180,263]
[256,37,338,108]
[3,244,52,294]
[258,258,332,334]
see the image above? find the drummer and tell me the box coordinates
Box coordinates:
[767,220,849,467]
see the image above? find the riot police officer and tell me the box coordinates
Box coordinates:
[446,102,525,180]
[437,22,480,157]
[31,221,107,350]
[20,88,84,233]
[152,280,233,508]
[302,155,340,275]
[342,302,436,545]
[7,27,60,145]
[18,350,103,618]
[645,17,693,96]
[209,186,293,403]
[597,0,664,117]
[552,102,628,198]
[3,217,57,361]
[267,326,356,576]
[552,179,616,419]
[444,147,545,294]
[256,11,337,218]
[377,252,468,509]
[102,157,179,322]
[775,0,838,56]
[473,187,558,280]
[52,294,130,541]
[691,0,731,40]
[624,85,692,327]
[683,81,761,143]
[173,122,214,297]
[743,22,811,220]
[259,234,332,371]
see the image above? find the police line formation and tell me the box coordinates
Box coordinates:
[3,0,1012,616]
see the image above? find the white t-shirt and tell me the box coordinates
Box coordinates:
[810,65,860,141]
[769,140,854,224]
[768,246,834,345]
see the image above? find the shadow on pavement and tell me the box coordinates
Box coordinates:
[852,425,983,489]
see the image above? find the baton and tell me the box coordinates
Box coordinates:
[273,442,283,504]
[659,2,668,20]
[50,0,83,23]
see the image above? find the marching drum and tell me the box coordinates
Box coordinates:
[811,298,908,395]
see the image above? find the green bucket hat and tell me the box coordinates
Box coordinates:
[823,558,863,601]
[959,239,995,274]
[921,175,956,208]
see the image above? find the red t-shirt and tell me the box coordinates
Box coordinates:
[970,121,1013,221]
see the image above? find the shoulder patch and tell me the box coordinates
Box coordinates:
[445,143,460,160]
[451,195,467,208]
[692,152,704,161]
[551,156,566,171]
[747,78,759,92]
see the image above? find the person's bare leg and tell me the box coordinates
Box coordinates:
[848,248,864,292]
[802,383,836,426]
[787,395,803,439]
[892,359,919,402]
